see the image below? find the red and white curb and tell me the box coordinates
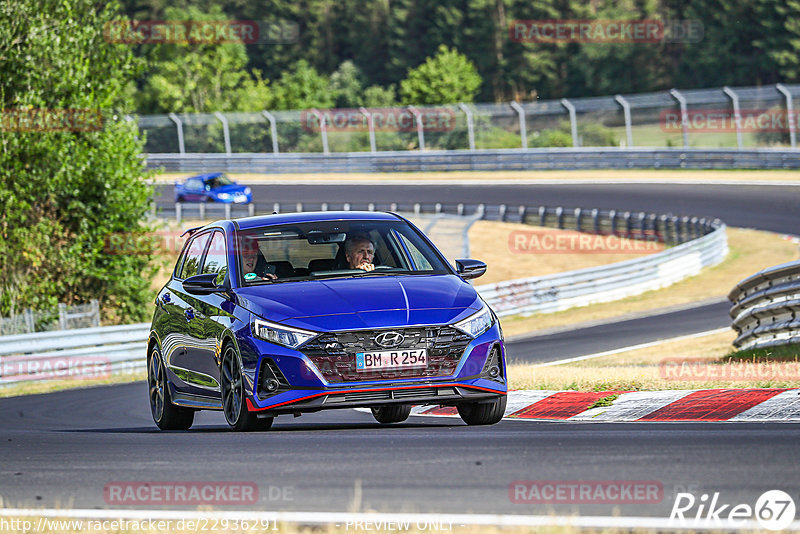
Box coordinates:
[411,388,800,422]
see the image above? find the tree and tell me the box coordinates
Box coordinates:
[399,45,482,105]
[270,60,335,110]
[0,0,156,321]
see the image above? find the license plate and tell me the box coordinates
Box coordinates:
[355,349,427,371]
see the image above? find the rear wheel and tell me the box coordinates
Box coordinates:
[148,346,194,430]
[371,404,412,424]
[220,345,273,431]
[457,395,507,426]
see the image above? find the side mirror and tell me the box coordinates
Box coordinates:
[455,259,487,280]
[183,273,223,295]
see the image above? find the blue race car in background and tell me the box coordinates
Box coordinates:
[148,211,507,431]
[174,172,252,203]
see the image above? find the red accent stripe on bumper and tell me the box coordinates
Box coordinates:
[246,383,505,412]
[511,391,631,420]
[638,388,789,421]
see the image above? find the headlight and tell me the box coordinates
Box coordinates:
[217,192,231,200]
[252,318,317,348]
[453,304,494,338]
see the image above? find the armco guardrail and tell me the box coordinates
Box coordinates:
[729,260,800,350]
[477,221,727,317]
[0,323,149,384]
[145,148,800,173]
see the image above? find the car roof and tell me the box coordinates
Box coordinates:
[185,172,224,183]
[234,211,402,230]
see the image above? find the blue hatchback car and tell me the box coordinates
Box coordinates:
[174,172,252,204]
[148,211,507,431]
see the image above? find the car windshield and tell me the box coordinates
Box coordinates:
[208,174,234,188]
[237,219,449,285]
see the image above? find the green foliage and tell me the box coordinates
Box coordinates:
[270,60,334,110]
[0,0,156,322]
[399,45,482,105]
[328,61,365,108]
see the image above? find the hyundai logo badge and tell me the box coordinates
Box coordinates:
[374,331,405,348]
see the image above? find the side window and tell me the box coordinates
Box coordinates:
[202,231,228,285]
[178,232,211,279]
[398,233,433,270]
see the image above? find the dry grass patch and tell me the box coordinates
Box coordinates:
[507,329,800,391]
[499,227,799,338]
[470,220,664,286]
[0,371,145,398]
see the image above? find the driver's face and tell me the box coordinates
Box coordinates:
[242,242,259,271]
[346,240,375,268]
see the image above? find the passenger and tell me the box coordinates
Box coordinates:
[344,234,375,271]
[241,238,277,281]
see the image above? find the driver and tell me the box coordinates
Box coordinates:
[344,234,375,271]
[241,237,277,281]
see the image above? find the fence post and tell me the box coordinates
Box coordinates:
[359,107,377,153]
[669,88,690,148]
[224,204,231,219]
[90,299,100,327]
[407,106,425,150]
[248,203,255,216]
[168,113,185,154]
[458,103,476,151]
[24,309,35,333]
[214,112,232,155]
[309,109,329,154]
[58,303,67,330]
[175,202,182,223]
[723,86,743,149]
[561,98,579,147]
[261,110,280,153]
[614,95,633,147]
[776,83,797,149]
[509,101,527,149]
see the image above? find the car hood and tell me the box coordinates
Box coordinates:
[235,274,481,331]
[210,184,248,195]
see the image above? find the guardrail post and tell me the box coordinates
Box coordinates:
[457,203,464,215]
[499,204,507,221]
[609,209,617,235]
[539,206,547,226]
[658,214,667,242]
[519,205,527,223]
[414,203,420,215]
[723,86,743,149]
[776,83,797,149]
[273,202,280,213]
[624,211,632,236]
[669,89,690,148]
[691,216,700,239]
[214,112,232,155]
[390,203,397,211]
[224,204,231,219]
[561,98,579,147]
[168,113,185,154]
[458,103,476,151]
[248,204,255,217]
[309,109,329,154]
[321,202,328,211]
[592,208,599,233]
[556,206,564,229]
[261,110,280,153]
[638,212,647,240]
[359,107,377,153]
[199,203,206,220]
[574,208,583,231]
[509,101,527,149]
[175,202,182,223]
[407,106,425,150]
[344,203,351,211]
[296,202,303,213]
[614,95,633,147]
[435,203,442,214]
[368,203,375,211]
[476,204,485,218]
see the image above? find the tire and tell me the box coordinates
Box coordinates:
[148,346,194,430]
[457,395,507,426]
[220,345,273,431]
[371,404,412,424]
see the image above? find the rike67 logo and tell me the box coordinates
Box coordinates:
[670,490,796,531]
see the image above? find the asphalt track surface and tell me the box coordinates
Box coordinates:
[5,182,797,520]
[2,383,800,517]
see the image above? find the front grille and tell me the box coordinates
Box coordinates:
[301,326,471,383]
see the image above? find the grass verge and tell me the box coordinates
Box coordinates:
[508,331,800,391]
[498,227,799,338]
[0,372,145,399]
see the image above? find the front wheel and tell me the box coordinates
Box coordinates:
[457,395,507,426]
[148,346,194,430]
[371,404,411,424]
[220,346,273,431]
